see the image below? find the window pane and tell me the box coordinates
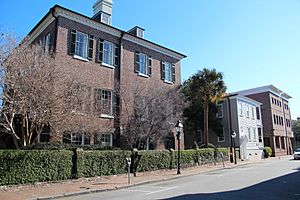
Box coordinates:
[103,41,114,65]
[139,53,147,75]
[101,90,112,115]
[165,62,171,81]
[75,32,88,58]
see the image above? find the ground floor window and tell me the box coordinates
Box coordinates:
[218,128,225,142]
[63,132,90,145]
[38,132,50,143]
[281,137,285,149]
[275,137,280,149]
[94,133,113,147]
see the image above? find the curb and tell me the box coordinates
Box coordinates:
[33,161,256,200]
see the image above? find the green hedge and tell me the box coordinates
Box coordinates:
[0,150,73,186]
[76,150,131,178]
[263,146,273,158]
[0,148,228,186]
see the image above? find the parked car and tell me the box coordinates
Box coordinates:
[294,148,300,160]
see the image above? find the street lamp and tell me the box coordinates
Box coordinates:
[231,131,237,164]
[175,120,183,174]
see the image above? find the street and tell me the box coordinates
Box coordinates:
[58,157,300,200]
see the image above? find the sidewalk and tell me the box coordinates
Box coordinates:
[0,159,264,200]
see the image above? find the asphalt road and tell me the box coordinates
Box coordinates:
[58,157,300,200]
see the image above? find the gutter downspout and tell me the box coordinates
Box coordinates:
[51,7,58,53]
[114,31,125,147]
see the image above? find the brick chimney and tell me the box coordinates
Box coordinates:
[92,0,113,25]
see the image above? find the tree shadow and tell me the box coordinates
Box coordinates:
[163,167,300,200]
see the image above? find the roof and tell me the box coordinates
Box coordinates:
[224,93,262,106]
[234,85,292,100]
[27,5,186,60]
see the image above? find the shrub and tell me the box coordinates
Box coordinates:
[0,150,73,186]
[21,142,120,151]
[138,150,172,172]
[264,146,272,158]
[76,150,131,178]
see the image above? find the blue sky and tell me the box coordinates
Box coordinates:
[0,0,299,119]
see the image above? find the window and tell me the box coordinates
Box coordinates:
[216,104,223,118]
[70,132,90,145]
[218,128,225,142]
[94,133,112,146]
[94,89,113,117]
[239,102,243,116]
[161,61,175,83]
[258,128,262,142]
[252,128,256,142]
[45,32,52,54]
[246,105,250,117]
[75,32,88,58]
[103,41,114,66]
[273,114,276,124]
[135,52,152,77]
[98,39,119,67]
[137,28,144,38]
[101,90,112,116]
[70,30,93,60]
[256,107,260,120]
[251,107,255,119]
[271,98,274,104]
[101,13,111,25]
[247,127,251,140]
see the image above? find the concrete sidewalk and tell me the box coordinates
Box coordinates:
[0,159,265,200]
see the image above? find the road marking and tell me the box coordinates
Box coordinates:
[145,186,177,195]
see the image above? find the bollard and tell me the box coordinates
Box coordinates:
[126,158,131,185]
[220,152,225,168]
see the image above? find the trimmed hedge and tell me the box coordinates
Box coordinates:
[0,150,73,186]
[263,146,273,158]
[0,148,228,186]
[76,150,131,178]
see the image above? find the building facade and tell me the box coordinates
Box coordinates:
[23,0,186,149]
[237,85,293,156]
[210,94,264,160]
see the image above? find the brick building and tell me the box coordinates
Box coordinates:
[237,85,293,156]
[24,0,186,149]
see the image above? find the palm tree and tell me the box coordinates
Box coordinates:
[182,68,226,147]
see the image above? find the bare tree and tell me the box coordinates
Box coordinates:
[0,34,102,147]
[119,81,183,150]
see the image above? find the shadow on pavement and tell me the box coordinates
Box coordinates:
[163,165,300,200]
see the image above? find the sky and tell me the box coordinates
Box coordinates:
[0,0,299,119]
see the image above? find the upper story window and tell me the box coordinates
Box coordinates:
[239,102,243,116]
[44,32,52,54]
[94,89,113,117]
[251,106,255,119]
[246,105,250,117]
[98,39,119,68]
[135,52,152,77]
[216,104,223,118]
[256,107,260,120]
[70,30,94,61]
[161,61,175,83]
[101,13,111,25]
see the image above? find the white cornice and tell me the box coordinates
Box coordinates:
[55,7,121,38]
[28,14,55,44]
[27,6,186,60]
[123,34,185,60]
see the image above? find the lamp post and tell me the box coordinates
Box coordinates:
[175,120,183,175]
[231,131,237,164]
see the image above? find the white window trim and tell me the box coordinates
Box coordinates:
[100,114,114,119]
[164,80,173,84]
[218,128,225,142]
[73,55,89,62]
[164,61,172,82]
[75,31,89,59]
[216,104,223,118]
[138,72,149,78]
[102,40,115,66]
[101,62,115,69]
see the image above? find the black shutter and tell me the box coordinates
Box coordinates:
[88,35,94,60]
[114,44,119,67]
[171,64,176,83]
[70,29,76,55]
[161,61,165,80]
[134,52,140,73]
[148,56,152,76]
[98,39,104,63]
[48,32,54,53]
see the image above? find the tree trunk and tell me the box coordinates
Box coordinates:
[203,103,209,147]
